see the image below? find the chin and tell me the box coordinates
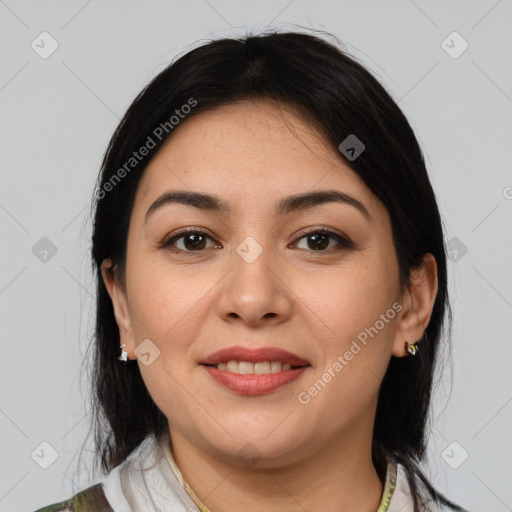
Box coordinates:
[198,429,309,469]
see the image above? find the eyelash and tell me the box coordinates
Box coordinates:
[160,227,354,254]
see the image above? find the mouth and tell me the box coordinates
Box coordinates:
[199,345,310,395]
[201,360,308,374]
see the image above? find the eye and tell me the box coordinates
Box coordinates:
[160,228,220,253]
[293,229,353,252]
[160,227,353,254]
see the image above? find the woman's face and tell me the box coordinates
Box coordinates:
[103,99,418,467]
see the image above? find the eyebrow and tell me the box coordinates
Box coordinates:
[145,189,371,222]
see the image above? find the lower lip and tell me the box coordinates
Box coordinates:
[202,365,309,395]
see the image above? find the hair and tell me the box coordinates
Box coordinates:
[86,29,465,511]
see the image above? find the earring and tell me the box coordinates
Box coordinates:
[118,344,128,362]
[405,341,419,356]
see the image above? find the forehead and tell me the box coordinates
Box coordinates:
[134,99,379,217]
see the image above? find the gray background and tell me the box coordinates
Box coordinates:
[1,1,511,511]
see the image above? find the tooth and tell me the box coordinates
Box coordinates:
[238,361,254,374]
[226,360,238,373]
[217,360,293,374]
[270,361,282,373]
[254,361,271,374]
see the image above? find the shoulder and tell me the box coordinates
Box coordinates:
[31,482,114,512]
[390,461,470,512]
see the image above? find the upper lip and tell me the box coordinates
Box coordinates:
[199,345,310,366]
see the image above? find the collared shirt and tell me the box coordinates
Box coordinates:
[33,432,459,512]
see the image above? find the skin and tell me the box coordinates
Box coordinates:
[102,99,438,512]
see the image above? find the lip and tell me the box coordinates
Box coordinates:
[199,345,310,366]
[202,365,309,395]
[199,345,310,396]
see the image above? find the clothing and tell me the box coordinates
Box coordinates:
[32,432,456,512]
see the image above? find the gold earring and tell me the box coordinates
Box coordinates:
[404,341,419,356]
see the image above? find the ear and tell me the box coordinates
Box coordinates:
[101,259,136,360]
[392,253,438,358]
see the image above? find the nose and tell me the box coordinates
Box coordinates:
[216,244,293,328]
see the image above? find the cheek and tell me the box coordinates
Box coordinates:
[303,259,398,341]
[126,255,215,341]
[297,256,398,408]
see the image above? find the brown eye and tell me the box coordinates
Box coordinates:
[182,233,206,250]
[161,230,219,253]
[305,233,330,250]
[294,230,353,252]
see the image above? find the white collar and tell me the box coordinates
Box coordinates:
[100,433,424,512]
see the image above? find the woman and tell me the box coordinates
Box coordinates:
[34,30,469,512]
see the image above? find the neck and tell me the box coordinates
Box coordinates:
[168,425,385,512]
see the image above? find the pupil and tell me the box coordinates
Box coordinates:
[309,233,328,250]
